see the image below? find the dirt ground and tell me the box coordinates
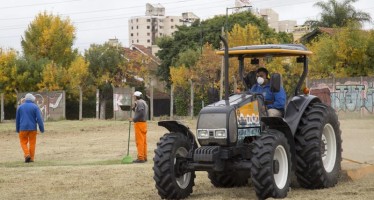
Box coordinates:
[0,118,373,200]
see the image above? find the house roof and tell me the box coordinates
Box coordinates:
[127,44,160,65]
[299,27,336,44]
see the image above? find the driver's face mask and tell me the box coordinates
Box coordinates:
[257,77,265,85]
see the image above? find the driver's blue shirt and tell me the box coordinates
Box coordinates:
[250,83,286,111]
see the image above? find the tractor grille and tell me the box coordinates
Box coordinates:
[193,146,220,162]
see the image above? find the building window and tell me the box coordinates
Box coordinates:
[130,33,133,36]
[147,32,150,36]
[171,26,174,29]
[136,18,138,22]
[159,26,163,29]
[147,26,150,29]
[132,40,134,43]
[131,26,133,30]
[136,26,138,29]
[147,19,150,22]
[137,39,139,43]
[137,33,139,36]
[160,33,163,36]
[131,19,133,23]
[171,19,174,22]
[147,39,150,43]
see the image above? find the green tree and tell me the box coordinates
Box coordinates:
[85,42,126,119]
[156,11,282,86]
[308,24,372,78]
[304,0,371,28]
[21,11,77,67]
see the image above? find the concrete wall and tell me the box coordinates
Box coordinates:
[18,91,65,121]
[309,77,374,115]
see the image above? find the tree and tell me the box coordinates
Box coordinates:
[170,65,190,116]
[307,23,373,78]
[67,56,91,97]
[21,11,77,67]
[304,0,371,28]
[85,42,126,119]
[0,50,18,98]
[37,61,67,91]
[156,11,283,86]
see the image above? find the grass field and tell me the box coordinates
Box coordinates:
[0,119,373,200]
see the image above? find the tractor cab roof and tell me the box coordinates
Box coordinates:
[216,44,312,57]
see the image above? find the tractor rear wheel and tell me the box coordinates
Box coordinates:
[295,103,342,189]
[251,130,291,199]
[208,171,249,187]
[153,132,196,199]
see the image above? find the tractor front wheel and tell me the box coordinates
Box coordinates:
[153,132,196,199]
[251,130,291,199]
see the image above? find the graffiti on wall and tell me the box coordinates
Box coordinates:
[310,78,374,113]
[113,87,133,120]
[18,91,65,120]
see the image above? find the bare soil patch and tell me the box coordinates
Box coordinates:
[0,119,373,199]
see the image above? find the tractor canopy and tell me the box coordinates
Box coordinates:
[216,40,313,97]
[216,44,313,57]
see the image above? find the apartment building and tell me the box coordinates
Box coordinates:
[128,3,199,48]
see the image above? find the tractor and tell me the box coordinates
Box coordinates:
[153,36,342,199]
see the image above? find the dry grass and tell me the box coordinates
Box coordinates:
[0,119,373,200]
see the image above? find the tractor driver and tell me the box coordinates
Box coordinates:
[250,67,286,117]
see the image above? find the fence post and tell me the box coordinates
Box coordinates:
[79,86,83,120]
[189,79,194,119]
[150,83,154,121]
[361,76,364,118]
[170,84,174,120]
[96,89,99,120]
[0,93,3,122]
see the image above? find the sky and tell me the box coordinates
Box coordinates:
[0,0,373,53]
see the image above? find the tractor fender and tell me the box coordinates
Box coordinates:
[158,120,198,147]
[284,95,321,136]
[261,117,296,171]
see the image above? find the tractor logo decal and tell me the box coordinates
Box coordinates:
[236,100,261,140]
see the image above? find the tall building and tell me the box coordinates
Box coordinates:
[128,3,199,48]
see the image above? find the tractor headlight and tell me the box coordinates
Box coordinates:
[197,129,209,139]
[214,129,227,139]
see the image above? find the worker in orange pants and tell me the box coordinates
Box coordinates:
[19,130,38,162]
[134,121,147,161]
[16,93,44,163]
[132,91,148,163]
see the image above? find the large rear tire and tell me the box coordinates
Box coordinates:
[251,130,291,199]
[208,171,249,187]
[153,132,196,199]
[295,103,342,189]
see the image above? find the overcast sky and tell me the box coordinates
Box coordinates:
[0,0,373,53]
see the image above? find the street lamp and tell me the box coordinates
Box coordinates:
[220,5,251,100]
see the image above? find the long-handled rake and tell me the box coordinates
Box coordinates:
[121,97,133,164]
[121,120,133,164]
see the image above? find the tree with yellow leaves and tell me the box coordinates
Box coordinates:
[21,11,77,67]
